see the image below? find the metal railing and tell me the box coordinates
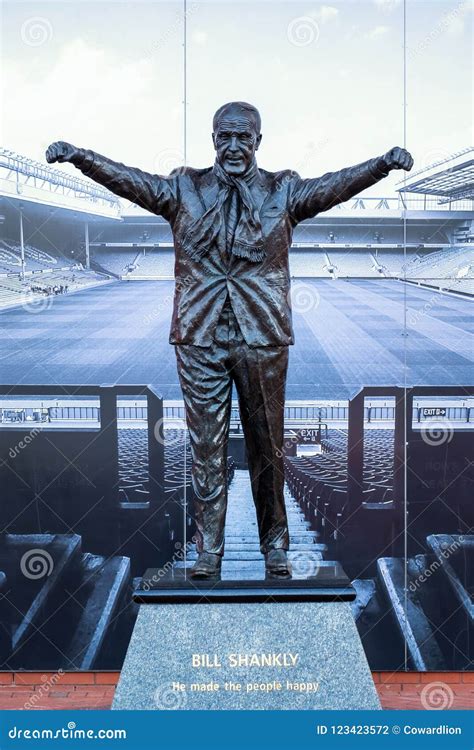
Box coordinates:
[0,148,120,210]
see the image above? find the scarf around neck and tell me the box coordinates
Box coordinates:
[181,159,265,263]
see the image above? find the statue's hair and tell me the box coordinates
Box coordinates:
[213,101,261,133]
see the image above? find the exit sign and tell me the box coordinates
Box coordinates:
[422,407,447,417]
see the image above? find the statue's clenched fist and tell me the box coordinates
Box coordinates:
[382,146,414,172]
[45,141,81,164]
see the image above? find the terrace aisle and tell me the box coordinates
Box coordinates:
[183,469,327,576]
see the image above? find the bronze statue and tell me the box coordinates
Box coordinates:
[46,101,413,579]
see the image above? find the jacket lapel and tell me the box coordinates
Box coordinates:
[196,169,220,213]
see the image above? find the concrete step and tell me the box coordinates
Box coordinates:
[180,469,325,574]
[67,554,132,669]
[377,557,445,670]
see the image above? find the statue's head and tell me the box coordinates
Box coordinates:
[212,101,262,175]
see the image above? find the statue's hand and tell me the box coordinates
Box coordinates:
[45,141,81,164]
[382,146,414,172]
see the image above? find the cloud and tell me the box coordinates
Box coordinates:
[444,1,473,36]
[2,38,182,166]
[373,0,402,11]
[311,5,339,23]
[365,25,390,39]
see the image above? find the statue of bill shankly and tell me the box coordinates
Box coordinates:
[46,101,413,579]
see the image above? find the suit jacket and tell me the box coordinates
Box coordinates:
[75,151,389,347]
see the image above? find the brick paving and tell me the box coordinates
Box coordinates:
[0,672,472,710]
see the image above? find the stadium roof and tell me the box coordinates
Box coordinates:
[0,147,121,219]
[398,148,474,203]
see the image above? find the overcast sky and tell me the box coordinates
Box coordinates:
[2,0,472,196]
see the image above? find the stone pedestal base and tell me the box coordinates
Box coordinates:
[112,566,380,710]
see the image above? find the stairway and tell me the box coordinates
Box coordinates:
[0,534,135,670]
[182,469,327,577]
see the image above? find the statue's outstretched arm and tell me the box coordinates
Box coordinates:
[45,141,179,221]
[288,146,413,223]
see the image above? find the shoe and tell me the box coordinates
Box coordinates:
[265,549,291,577]
[190,551,222,579]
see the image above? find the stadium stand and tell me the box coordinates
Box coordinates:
[0,268,112,309]
[90,249,141,278]
[90,248,176,279]
[121,249,175,278]
[370,249,419,276]
[403,245,473,294]
[288,250,332,277]
[0,237,113,308]
[324,251,381,277]
[284,428,395,545]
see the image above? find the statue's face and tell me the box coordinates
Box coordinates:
[212,112,262,175]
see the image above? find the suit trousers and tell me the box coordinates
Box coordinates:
[174,300,290,556]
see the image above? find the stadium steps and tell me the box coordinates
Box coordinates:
[90,258,121,279]
[177,469,327,574]
[0,534,135,670]
[376,557,445,670]
[0,534,83,667]
[341,533,473,671]
[350,578,408,669]
[420,535,473,668]
[426,534,473,621]
[65,553,133,669]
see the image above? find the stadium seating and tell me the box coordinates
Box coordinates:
[371,249,419,276]
[289,250,333,277]
[0,239,65,270]
[118,426,234,547]
[284,428,394,544]
[124,249,175,278]
[87,244,472,293]
[0,238,113,308]
[91,249,141,277]
[403,245,473,294]
[0,269,111,309]
[325,251,380,277]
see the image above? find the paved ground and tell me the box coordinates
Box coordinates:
[1,279,471,399]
